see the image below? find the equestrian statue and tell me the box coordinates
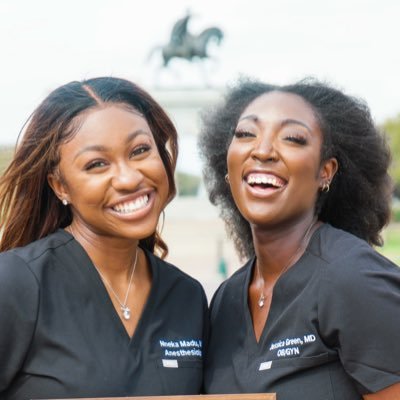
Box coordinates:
[150,13,224,67]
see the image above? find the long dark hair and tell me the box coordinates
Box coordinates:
[198,78,392,260]
[0,77,178,257]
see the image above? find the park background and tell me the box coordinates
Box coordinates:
[1,0,400,298]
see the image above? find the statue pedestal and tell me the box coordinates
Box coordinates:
[150,86,222,137]
[149,86,223,177]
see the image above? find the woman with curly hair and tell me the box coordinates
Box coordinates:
[199,78,400,399]
[0,77,207,399]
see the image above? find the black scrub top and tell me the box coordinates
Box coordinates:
[205,224,400,400]
[0,230,207,399]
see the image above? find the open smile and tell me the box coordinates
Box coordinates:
[108,190,155,219]
[244,172,287,196]
[112,194,150,214]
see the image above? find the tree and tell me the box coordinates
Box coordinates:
[383,114,400,197]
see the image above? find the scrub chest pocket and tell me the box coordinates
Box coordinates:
[156,359,203,394]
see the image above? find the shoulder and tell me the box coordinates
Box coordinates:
[310,223,398,275]
[0,229,73,266]
[0,229,74,284]
[314,228,400,389]
[0,249,38,295]
[313,224,400,304]
[310,223,370,261]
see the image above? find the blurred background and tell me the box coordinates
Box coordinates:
[1,0,400,299]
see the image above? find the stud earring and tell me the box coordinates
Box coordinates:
[62,199,69,206]
[225,174,230,184]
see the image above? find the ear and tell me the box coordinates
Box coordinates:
[47,170,70,205]
[319,157,338,187]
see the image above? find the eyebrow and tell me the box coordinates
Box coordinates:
[280,118,312,133]
[238,114,259,123]
[73,129,151,161]
[238,115,312,133]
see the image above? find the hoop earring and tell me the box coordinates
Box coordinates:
[321,181,330,193]
[62,199,69,206]
[225,174,230,184]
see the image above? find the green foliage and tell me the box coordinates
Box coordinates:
[384,114,400,195]
[0,146,14,174]
[176,172,201,196]
[380,223,400,265]
[392,200,400,223]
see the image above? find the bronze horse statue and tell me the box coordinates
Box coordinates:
[150,14,224,66]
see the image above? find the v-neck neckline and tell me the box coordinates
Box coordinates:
[62,229,158,345]
[242,224,323,350]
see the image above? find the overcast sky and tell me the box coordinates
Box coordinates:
[1,0,399,148]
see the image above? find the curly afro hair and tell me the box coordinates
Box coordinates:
[198,77,393,260]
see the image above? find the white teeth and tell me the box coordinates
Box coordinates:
[113,195,149,214]
[247,174,284,188]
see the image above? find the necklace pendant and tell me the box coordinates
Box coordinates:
[121,306,131,320]
[258,294,265,308]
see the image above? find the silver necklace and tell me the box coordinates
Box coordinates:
[257,218,317,308]
[67,225,138,320]
[94,249,138,320]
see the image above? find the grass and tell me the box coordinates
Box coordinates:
[380,223,400,264]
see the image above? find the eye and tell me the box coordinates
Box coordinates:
[234,129,256,138]
[284,135,307,145]
[130,144,151,157]
[85,160,108,170]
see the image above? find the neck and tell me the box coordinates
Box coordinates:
[67,222,139,277]
[253,216,319,278]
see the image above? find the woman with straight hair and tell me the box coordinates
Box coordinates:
[0,76,207,399]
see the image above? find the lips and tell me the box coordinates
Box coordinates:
[111,194,150,214]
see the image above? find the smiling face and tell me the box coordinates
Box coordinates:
[48,104,169,241]
[227,90,337,230]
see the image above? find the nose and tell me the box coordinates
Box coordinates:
[251,135,278,162]
[111,162,143,191]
